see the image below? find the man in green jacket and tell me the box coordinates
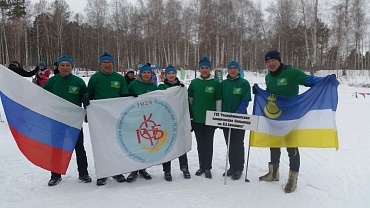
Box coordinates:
[83,51,128,186]
[221,61,251,180]
[43,55,91,186]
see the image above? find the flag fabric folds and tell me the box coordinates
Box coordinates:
[250,75,339,149]
[87,86,192,178]
[0,65,85,174]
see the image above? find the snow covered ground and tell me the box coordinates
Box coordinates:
[0,71,369,208]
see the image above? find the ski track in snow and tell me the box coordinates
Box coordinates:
[0,73,370,208]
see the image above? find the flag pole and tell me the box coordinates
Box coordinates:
[224,128,232,185]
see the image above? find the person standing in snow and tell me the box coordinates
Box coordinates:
[8,60,39,77]
[125,64,157,182]
[188,56,222,179]
[221,61,251,180]
[43,55,91,186]
[157,64,191,181]
[82,51,129,186]
[53,61,60,75]
[258,50,324,193]
[34,61,50,86]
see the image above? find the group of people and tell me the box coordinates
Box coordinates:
[7,50,326,193]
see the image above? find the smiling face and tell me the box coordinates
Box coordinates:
[199,66,211,78]
[141,70,152,82]
[266,59,280,72]
[166,71,176,82]
[100,60,113,74]
[58,61,73,77]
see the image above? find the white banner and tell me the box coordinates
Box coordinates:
[87,86,192,178]
[205,111,259,131]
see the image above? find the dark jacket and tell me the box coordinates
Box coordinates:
[9,64,39,77]
[124,74,135,86]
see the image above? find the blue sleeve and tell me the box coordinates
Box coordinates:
[304,76,323,87]
[235,99,249,114]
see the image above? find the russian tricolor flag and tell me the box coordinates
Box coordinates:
[250,75,339,150]
[0,65,85,174]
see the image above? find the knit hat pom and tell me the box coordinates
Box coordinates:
[57,54,74,68]
[99,51,115,64]
[199,55,212,69]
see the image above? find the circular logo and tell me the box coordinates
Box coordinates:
[116,98,178,163]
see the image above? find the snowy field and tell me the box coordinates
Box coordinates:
[0,71,369,208]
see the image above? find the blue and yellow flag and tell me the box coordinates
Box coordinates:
[250,75,339,149]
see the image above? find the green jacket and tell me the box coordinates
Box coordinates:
[86,71,128,100]
[43,74,86,106]
[188,77,221,123]
[221,76,251,113]
[128,78,157,95]
[265,65,309,97]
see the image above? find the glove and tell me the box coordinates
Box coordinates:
[122,93,138,97]
[252,85,258,94]
[180,83,185,87]
[331,74,337,79]
[190,120,194,132]
[82,93,93,108]
[84,114,88,123]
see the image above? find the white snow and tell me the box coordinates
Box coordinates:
[0,71,369,208]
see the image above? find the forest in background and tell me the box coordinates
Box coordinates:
[1,0,370,75]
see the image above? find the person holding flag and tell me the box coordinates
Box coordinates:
[258,50,325,193]
[158,64,190,181]
[221,61,251,180]
[82,51,129,186]
[43,55,91,186]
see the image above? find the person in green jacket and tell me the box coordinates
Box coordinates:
[82,51,128,186]
[126,64,157,182]
[221,61,251,180]
[43,55,91,186]
[258,50,323,193]
[158,64,190,181]
[188,56,222,179]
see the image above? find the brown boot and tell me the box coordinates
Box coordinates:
[284,170,299,193]
[259,162,279,181]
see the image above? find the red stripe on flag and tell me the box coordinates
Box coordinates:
[9,125,73,175]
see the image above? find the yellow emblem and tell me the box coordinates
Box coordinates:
[263,94,282,119]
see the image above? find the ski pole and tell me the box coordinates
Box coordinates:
[224,127,232,185]
[244,143,250,182]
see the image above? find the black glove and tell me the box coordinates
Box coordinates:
[82,93,93,108]
[331,74,337,79]
[252,85,258,94]
[84,114,88,123]
[180,83,185,87]
[190,120,194,132]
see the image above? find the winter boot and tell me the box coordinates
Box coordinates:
[112,174,126,183]
[164,172,172,181]
[231,170,242,180]
[259,163,279,181]
[222,168,235,177]
[48,177,62,186]
[79,175,92,183]
[284,170,299,193]
[204,169,212,179]
[139,169,152,180]
[126,171,138,182]
[96,178,107,186]
[195,168,205,176]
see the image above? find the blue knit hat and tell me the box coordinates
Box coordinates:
[139,64,153,75]
[165,64,177,76]
[38,61,46,67]
[99,51,115,64]
[198,55,212,69]
[57,55,74,68]
[265,50,281,62]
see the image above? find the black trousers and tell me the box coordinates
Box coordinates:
[223,128,246,171]
[270,147,300,171]
[192,122,216,170]
[162,153,188,172]
[51,130,89,178]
